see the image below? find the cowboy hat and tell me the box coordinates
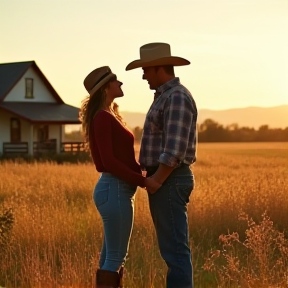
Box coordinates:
[125,42,190,71]
[83,66,116,97]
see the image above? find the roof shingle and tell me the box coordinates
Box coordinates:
[0,102,80,124]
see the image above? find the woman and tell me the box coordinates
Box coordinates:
[80,66,161,288]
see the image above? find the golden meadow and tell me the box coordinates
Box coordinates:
[0,142,288,288]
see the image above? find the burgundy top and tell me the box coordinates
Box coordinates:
[90,110,146,187]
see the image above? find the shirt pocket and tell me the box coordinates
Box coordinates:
[146,108,164,134]
[94,182,109,208]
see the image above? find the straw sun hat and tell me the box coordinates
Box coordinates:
[83,66,116,97]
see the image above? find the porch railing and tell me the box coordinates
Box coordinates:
[2,141,84,156]
[33,140,57,154]
[3,142,29,155]
[61,142,84,153]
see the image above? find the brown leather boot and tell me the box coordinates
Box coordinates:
[118,266,124,288]
[96,269,120,288]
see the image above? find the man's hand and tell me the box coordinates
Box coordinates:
[150,163,174,186]
[144,177,161,194]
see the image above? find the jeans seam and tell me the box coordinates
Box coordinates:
[168,181,180,255]
[117,179,122,266]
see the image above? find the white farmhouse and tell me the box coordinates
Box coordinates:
[0,61,81,157]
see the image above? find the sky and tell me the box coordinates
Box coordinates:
[1,0,288,113]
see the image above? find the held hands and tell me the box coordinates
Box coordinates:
[144,177,162,194]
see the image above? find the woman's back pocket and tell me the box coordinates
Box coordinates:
[94,182,110,208]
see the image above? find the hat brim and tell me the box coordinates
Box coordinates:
[125,56,190,71]
[89,73,116,97]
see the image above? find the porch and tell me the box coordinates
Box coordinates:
[2,141,84,156]
[0,102,82,157]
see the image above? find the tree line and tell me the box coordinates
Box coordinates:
[133,119,288,142]
[65,119,288,143]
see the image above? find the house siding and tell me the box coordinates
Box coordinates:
[4,67,57,103]
[49,125,62,153]
[48,125,60,139]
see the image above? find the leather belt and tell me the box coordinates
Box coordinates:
[145,163,189,177]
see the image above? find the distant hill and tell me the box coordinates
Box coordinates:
[65,105,288,132]
[122,105,288,129]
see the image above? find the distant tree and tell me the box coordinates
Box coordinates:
[198,119,230,142]
[133,126,143,143]
[198,119,288,142]
[227,123,239,131]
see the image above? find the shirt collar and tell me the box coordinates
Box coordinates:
[157,77,180,95]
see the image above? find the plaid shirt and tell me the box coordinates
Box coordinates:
[139,77,198,168]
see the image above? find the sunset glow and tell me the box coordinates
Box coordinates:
[1,0,287,113]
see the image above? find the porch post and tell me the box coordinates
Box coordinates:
[28,123,33,155]
[57,125,62,154]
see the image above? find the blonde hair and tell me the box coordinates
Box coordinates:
[79,78,125,153]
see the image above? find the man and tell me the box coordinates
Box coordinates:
[126,42,198,288]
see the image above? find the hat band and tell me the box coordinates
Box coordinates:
[89,71,111,94]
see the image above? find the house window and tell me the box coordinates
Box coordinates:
[10,118,21,142]
[25,78,34,98]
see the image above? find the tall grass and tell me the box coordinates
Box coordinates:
[0,142,287,287]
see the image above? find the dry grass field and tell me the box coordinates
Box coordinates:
[0,142,288,288]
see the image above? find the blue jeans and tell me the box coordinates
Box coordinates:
[93,173,137,271]
[148,165,194,288]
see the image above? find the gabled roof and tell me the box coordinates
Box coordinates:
[0,102,80,124]
[0,61,64,103]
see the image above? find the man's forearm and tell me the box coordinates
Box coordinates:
[151,163,174,184]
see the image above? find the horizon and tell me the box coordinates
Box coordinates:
[65,105,287,132]
[1,0,288,113]
[120,103,288,114]
[65,100,288,113]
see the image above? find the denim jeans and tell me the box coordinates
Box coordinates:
[148,165,194,288]
[93,173,137,271]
